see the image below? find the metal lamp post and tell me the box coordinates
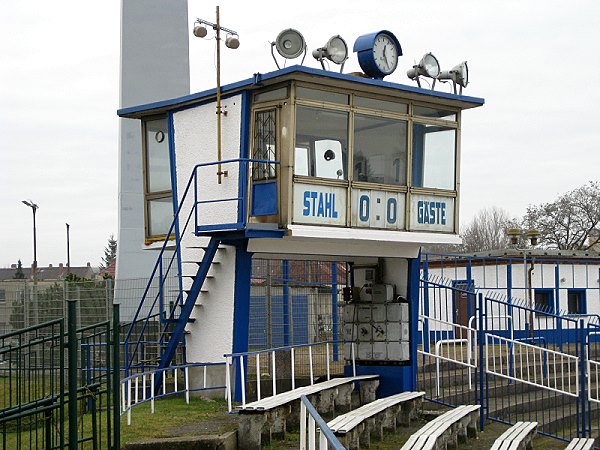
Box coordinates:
[22,200,39,281]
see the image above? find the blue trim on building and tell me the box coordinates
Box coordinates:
[118,65,485,117]
[238,91,251,225]
[232,240,253,402]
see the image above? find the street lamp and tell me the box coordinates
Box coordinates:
[66,223,71,274]
[22,200,39,281]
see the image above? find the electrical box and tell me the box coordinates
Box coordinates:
[371,284,395,302]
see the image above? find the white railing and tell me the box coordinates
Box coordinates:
[485,334,579,397]
[225,340,354,412]
[418,315,476,395]
[299,395,345,450]
[120,362,227,425]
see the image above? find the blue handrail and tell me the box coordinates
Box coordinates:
[123,158,279,374]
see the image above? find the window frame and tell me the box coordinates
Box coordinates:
[141,115,174,242]
[534,288,555,314]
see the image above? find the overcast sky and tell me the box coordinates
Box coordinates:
[1,0,599,269]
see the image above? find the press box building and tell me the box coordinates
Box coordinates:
[118,36,484,394]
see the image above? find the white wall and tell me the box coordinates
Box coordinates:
[172,94,243,363]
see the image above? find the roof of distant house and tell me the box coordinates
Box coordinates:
[0,263,97,281]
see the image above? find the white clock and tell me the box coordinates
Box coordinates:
[353,30,403,79]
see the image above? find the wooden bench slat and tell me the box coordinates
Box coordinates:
[565,438,595,450]
[237,374,379,411]
[328,391,424,433]
[400,405,480,450]
[491,421,537,450]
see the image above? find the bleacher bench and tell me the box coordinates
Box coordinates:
[237,374,379,450]
[401,404,480,450]
[566,438,596,450]
[328,391,425,449]
[490,421,537,450]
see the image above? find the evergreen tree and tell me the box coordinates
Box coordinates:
[13,259,25,279]
[100,234,117,271]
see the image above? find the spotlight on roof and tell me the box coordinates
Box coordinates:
[406,52,440,89]
[271,28,307,69]
[438,61,469,94]
[312,35,348,72]
[225,32,240,49]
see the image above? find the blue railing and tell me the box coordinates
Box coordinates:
[299,395,345,450]
[123,158,279,375]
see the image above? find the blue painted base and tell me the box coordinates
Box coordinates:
[345,364,416,397]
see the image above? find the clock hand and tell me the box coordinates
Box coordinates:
[383,45,390,70]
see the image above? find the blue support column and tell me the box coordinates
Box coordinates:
[282,260,290,346]
[331,262,339,360]
[232,240,253,402]
[422,255,430,352]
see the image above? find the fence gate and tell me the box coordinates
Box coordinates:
[0,300,120,449]
[419,275,600,444]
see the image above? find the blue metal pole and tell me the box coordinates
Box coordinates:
[282,260,290,346]
[478,293,485,431]
[331,262,339,360]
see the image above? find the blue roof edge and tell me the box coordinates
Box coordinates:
[117,65,485,117]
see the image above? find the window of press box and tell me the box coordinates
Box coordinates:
[354,114,407,185]
[412,124,456,190]
[147,197,173,237]
[355,96,408,114]
[413,105,456,121]
[144,118,171,193]
[294,105,349,180]
[296,86,349,105]
[252,110,277,181]
[254,87,288,103]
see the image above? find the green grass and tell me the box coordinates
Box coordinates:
[120,396,235,444]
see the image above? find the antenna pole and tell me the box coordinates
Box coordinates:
[215,6,225,184]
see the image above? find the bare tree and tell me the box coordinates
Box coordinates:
[523,181,600,250]
[460,207,513,253]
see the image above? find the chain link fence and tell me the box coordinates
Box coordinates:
[0,279,114,334]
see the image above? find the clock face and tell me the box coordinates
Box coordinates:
[372,34,398,75]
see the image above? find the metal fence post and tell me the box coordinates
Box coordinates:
[478,293,485,431]
[579,319,587,438]
[67,299,78,450]
[113,303,121,450]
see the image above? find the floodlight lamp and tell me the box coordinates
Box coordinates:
[193,23,208,38]
[312,35,348,72]
[225,33,240,49]
[271,28,307,69]
[406,52,440,89]
[438,61,469,94]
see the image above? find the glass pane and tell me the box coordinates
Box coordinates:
[148,197,172,236]
[412,124,456,190]
[296,87,349,105]
[253,110,277,180]
[295,106,348,180]
[355,96,408,114]
[254,87,288,103]
[413,105,456,121]
[353,114,407,185]
[145,118,171,193]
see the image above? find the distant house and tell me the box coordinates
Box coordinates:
[0,262,97,282]
[0,262,99,335]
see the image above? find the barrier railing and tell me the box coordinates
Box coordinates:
[299,395,345,450]
[224,340,353,412]
[120,362,227,425]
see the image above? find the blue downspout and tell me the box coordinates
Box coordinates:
[232,240,252,402]
[554,263,563,350]
[238,91,251,225]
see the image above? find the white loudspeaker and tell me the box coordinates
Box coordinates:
[275,28,305,59]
